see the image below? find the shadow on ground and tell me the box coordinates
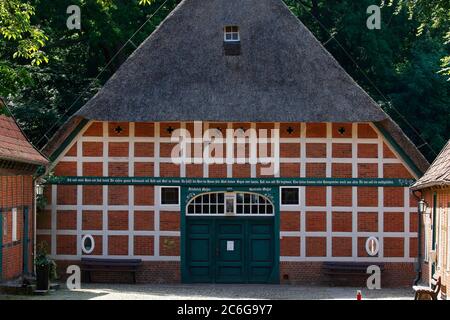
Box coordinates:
[0,283,415,300]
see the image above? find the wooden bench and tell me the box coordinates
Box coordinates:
[413,275,441,300]
[323,262,385,286]
[81,258,142,284]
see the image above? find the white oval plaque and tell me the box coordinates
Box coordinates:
[365,236,380,256]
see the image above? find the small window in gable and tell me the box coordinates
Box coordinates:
[224,26,240,42]
[223,26,241,56]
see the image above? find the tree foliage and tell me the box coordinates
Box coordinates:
[0,0,48,65]
[285,0,449,160]
[0,0,448,162]
[383,0,450,78]
[1,0,175,145]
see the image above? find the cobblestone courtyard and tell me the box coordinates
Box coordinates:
[0,284,414,300]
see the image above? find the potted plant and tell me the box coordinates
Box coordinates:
[35,242,57,291]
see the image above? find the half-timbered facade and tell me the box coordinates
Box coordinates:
[0,98,48,282]
[38,0,429,285]
[411,140,450,298]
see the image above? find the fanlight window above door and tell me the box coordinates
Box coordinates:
[186,192,274,216]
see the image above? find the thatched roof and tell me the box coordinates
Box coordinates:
[77,0,386,122]
[411,140,450,190]
[45,0,428,174]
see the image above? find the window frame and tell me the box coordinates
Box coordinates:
[424,211,430,263]
[81,234,95,255]
[225,193,236,216]
[280,187,300,206]
[447,202,450,272]
[3,213,7,237]
[186,192,274,216]
[438,204,443,269]
[12,208,17,242]
[224,26,240,42]
[187,192,226,215]
[159,186,180,206]
[432,193,437,251]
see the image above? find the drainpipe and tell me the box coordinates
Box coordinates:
[33,179,37,277]
[22,175,25,276]
[412,190,423,286]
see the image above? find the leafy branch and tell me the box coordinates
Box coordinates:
[139,0,156,6]
[0,0,48,65]
[383,0,450,79]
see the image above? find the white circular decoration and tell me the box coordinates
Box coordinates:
[365,236,380,256]
[81,234,95,254]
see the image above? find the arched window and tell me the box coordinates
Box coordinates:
[186,192,274,216]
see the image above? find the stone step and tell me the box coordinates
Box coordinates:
[33,289,49,296]
[50,282,61,290]
[0,283,36,295]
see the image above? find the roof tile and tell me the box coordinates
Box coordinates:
[412,140,450,189]
[0,114,48,165]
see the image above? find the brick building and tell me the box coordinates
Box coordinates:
[38,0,429,285]
[0,98,48,282]
[411,140,450,298]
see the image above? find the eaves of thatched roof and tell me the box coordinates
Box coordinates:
[43,0,429,174]
[78,0,386,122]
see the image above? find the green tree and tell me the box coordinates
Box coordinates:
[6,0,179,147]
[0,0,48,98]
[2,0,448,162]
[285,0,449,160]
[0,0,48,65]
[384,0,450,78]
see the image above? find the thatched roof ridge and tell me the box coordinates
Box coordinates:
[43,0,429,174]
[76,0,386,122]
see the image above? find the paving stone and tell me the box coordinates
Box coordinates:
[0,284,414,300]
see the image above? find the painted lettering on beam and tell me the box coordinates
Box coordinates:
[46,176,415,187]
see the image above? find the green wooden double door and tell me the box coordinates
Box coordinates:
[184,217,277,283]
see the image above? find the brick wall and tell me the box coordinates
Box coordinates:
[420,188,449,298]
[56,260,180,284]
[0,175,34,281]
[38,121,419,286]
[280,262,415,287]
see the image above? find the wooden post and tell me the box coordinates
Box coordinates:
[23,206,29,275]
[0,208,3,281]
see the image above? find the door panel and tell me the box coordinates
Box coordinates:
[218,239,242,261]
[251,239,271,261]
[251,223,272,234]
[186,219,214,282]
[185,217,275,283]
[248,220,274,283]
[215,219,245,283]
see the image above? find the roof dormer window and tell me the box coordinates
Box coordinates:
[223,26,241,56]
[224,26,240,42]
